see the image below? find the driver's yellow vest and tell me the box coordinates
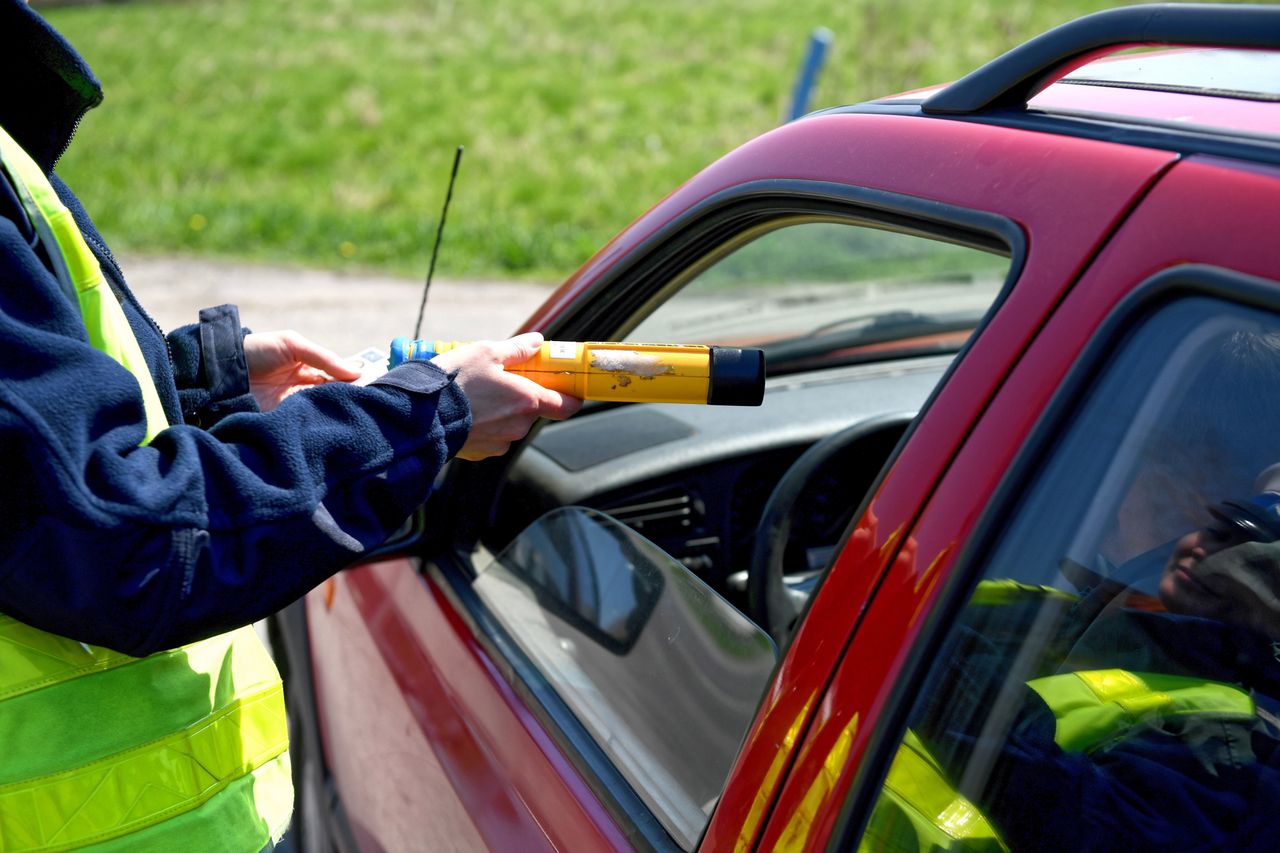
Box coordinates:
[860,582,1256,852]
[0,126,292,851]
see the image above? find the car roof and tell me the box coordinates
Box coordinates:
[882,49,1280,141]
[827,5,1280,166]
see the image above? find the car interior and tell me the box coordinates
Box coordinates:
[450,210,1015,640]
[400,207,1016,844]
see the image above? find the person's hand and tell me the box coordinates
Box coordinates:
[244,330,362,412]
[432,333,582,461]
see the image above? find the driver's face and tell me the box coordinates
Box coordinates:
[1160,520,1280,635]
[1160,524,1250,619]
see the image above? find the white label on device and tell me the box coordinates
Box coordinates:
[349,348,389,386]
[549,341,576,359]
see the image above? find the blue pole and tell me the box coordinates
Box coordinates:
[787,27,834,123]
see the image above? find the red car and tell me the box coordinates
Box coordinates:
[271,5,1280,850]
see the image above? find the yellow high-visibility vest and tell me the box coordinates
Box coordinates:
[0,124,292,852]
[861,582,1255,852]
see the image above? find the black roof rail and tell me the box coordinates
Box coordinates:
[923,3,1280,115]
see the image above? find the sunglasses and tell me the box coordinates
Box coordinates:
[1208,492,1280,545]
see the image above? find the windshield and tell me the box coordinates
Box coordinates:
[627,220,1011,373]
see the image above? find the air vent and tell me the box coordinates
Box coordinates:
[602,488,704,541]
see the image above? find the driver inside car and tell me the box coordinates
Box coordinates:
[866,490,1280,852]
[863,332,1280,851]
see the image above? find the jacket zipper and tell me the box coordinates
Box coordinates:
[55,106,176,374]
[84,231,173,358]
[51,108,88,173]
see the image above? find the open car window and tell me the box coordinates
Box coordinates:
[474,507,777,849]
[858,287,1280,850]
[627,219,1011,375]
[472,201,1019,848]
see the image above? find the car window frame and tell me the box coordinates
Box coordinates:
[417,186,1026,849]
[546,180,1023,345]
[429,181,1027,559]
[831,263,1280,849]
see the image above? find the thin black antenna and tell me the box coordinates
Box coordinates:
[413,145,464,339]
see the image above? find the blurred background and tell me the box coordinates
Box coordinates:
[37,0,1163,350]
[39,0,1138,281]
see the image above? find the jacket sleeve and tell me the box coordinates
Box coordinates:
[167,304,260,426]
[0,218,472,656]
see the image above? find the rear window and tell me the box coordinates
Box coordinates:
[1030,48,1280,138]
[1062,48,1280,100]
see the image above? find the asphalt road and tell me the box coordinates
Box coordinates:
[122,254,558,360]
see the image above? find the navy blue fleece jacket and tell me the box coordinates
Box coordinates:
[0,1,472,656]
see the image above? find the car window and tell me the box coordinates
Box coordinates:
[627,220,1010,374]
[857,292,1280,850]
[473,507,777,850]
[1062,48,1280,99]
[472,210,1016,849]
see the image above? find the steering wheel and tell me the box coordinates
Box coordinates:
[747,413,915,646]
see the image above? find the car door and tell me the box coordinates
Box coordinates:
[298,113,1176,852]
[762,156,1280,850]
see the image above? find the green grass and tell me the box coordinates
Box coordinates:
[44,0,1129,281]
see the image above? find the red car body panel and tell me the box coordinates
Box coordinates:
[306,561,486,852]
[759,156,1280,850]
[701,127,1174,851]
[310,558,632,851]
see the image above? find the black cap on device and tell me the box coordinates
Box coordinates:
[707,347,766,406]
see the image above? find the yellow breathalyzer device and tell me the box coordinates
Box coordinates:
[388,338,765,406]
